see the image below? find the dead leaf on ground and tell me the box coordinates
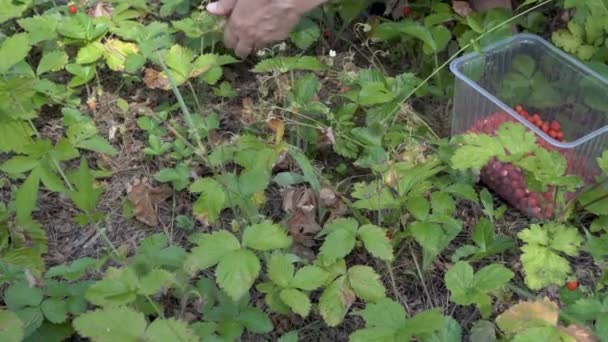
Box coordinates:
[267,116,285,144]
[559,325,598,342]
[127,178,172,227]
[273,150,292,172]
[496,297,559,335]
[453,1,474,16]
[319,187,347,222]
[240,98,257,125]
[88,2,113,18]
[143,68,169,90]
[317,127,336,148]
[282,188,322,261]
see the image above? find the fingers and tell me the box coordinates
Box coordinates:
[206,0,237,16]
[235,38,254,59]
[224,24,238,50]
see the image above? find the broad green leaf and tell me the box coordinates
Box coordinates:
[520,244,571,290]
[45,257,97,281]
[76,42,104,64]
[0,33,31,73]
[354,298,406,330]
[288,146,321,192]
[189,178,227,224]
[77,136,117,156]
[238,307,273,334]
[0,156,39,174]
[215,249,261,301]
[40,298,68,324]
[349,327,397,342]
[399,309,445,339]
[358,224,393,262]
[14,307,43,337]
[0,0,28,24]
[512,54,536,78]
[289,17,321,50]
[103,39,139,71]
[242,221,292,251]
[406,196,430,220]
[451,133,505,170]
[0,310,24,342]
[66,64,96,88]
[143,318,198,342]
[138,269,175,295]
[164,44,193,79]
[291,265,330,291]
[319,276,355,327]
[469,320,496,342]
[278,331,299,342]
[358,82,395,106]
[279,288,311,317]
[431,192,455,215]
[424,316,462,342]
[267,253,294,288]
[474,264,514,293]
[0,120,34,153]
[85,267,139,307]
[37,50,68,75]
[599,151,608,174]
[18,14,59,44]
[15,169,40,223]
[445,262,475,300]
[73,307,146,342]
[184,231,240,274]
[319,219,358,263]
[4,282,43,310]
[252,56,326,73]
[472,218,494,251]
[68,158,104,214]
[347,266,386,302]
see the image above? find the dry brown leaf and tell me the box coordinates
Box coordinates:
[240,98,257,125]
[273,150,292,172]
[496,297,559,334]
[283,188,322,261]
[282,188,317,213]
[319,187,347,222]
[267,116,285,144]
[88,1,113,18]
[559,325,598,342]
[127,178,172,227]
[317,127,336,148]
[143,68,169,90]
[453,1,474,16]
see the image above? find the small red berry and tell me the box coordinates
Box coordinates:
[541,122,550,133]
[403,6,412,15]
[69,4,77,14]
[515,105,524,113]
[557,131,565,140]
[566,280,579,291]
[550,120,561,131]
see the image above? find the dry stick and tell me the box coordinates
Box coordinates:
[386,0,554,127]
[387,261,411,315]
[409,244,436,308]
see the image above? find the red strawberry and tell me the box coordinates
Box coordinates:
[550,120,561,131]
[403,6,412,15]
[69,4,77,14]
[566,280,579,291]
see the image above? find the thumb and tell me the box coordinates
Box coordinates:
[207,0,237,16]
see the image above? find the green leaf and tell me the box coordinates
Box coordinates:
[15,169,40,223]
[0,310,24,342]
[37,50,68,75]
[424,316,462,342]
[138,269,175,295]
[45,257,97,281]
[358,225,393,262]
[474,264,514,292]
[291,265,330,291]
[77,136,117,155]
[76,42,104,64]
[406,196,430,220]
[189,178,227,224]
[349,327,397,342]
[66,63,96,88]
[40,298,68,324]
[0,156,39,174]
[184,231,240,274]
[288,146,321,192]
[512,54,536,78]
[598,151,608,174]
[143,318,198,342]
[164,44,193,79]
[319,219,358,263]
[355,298,406,330]
[431,192,455,215]
[319,277,355,327]
[279,288,311,317]
[469,320,496,342]
[242,221,292,251]
[4,282,43,310]
[358,82,396,106]
[348,265,386,302]
[67,158,104,214]
[400,309,445,340]
[18,14,59,44]
[15,307,43,337]
[267,253,294,288]
[278,331,299,342]
[238,307,273,334]
[520,244,571,290]
[0,33,31,73]
[0,120,34,153]
[252,56,326,73]
[73,307,146,342]
[215,249,261,301]
[451,133,505,170]
[85,267,139,307]
[290,17,321,50]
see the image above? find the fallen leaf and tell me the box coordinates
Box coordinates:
[317,127,336,148]
[273,150,292,172]
[559,325,598,342]
[453,1,474,16]
[127,178,172,227]
[496,297,559,335]
[282,188,321,262]
[319,187,347,222]
[88,2,113,18]
[282,187,316,213]
[267,116,285,144]
[143,68,169,90]
[240,98,257,125]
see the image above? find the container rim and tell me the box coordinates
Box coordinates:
[449,33,608,149]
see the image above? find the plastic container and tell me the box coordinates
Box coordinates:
[450,33,608,218]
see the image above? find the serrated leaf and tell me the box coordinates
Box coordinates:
[267,253,294,288]
[291,265,329,291]
[318,220,358,263]
[18,14,59,44]
[184,231,240,274]
[0,33,31,73]
[520,244,571,290]
[73,307,146,342]
[85,267,139,307]
[319,276,355,327]
[358,225,394,262]
[76,42,104,64]
[4,282,43,310]
[143,318,198,342]
[103,39,139,71]
[0,156,39,174]
[238,307,273,333]
[77,136,117,155]
[40,298,68,324]
[14,307,43,338]
[68,158,104,214]
[289,17,321,50]
[138,269,175,295]
[37,50,68,75]
[164,44,193,79]
[242,221,292,251]
[0,120,34,153]
[189,178,227,224]
[348,266,386,302]
[279,288,311,317]
[215,249,261,301]
[45,257,97,281]
[0,310,24,342]
[15,169,40,224]
[496,298,558,334]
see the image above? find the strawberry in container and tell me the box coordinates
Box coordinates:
[450,34,608,219]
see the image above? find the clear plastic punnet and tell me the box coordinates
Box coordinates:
[450,33,608,219]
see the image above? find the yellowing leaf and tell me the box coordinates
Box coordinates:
[496,298,558,334]
[103,39,139,71]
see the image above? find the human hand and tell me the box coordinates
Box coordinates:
[207,0,326,58]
